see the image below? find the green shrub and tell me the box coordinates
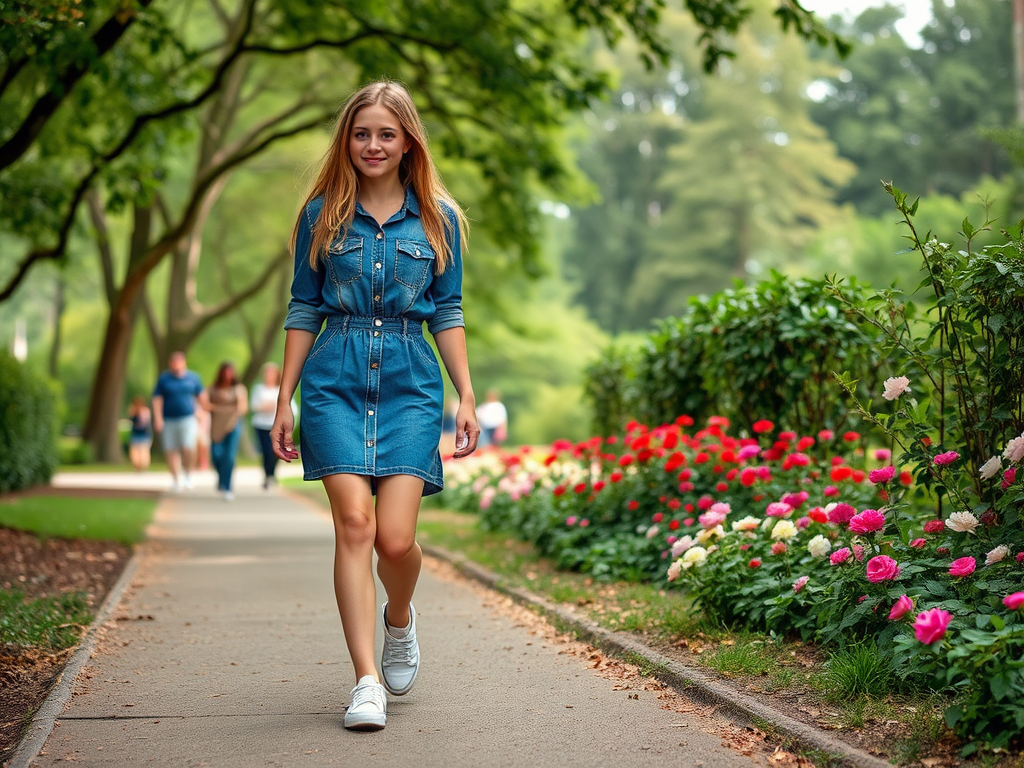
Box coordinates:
[586,273,888,437]
[0,350,61,493]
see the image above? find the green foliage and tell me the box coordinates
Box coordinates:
[0,350,60,493]
[0,590,92,651]
[587,272,885,436]
[816,642,894,701]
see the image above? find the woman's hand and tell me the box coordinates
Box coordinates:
[453,399,480,459]
[270,401,299,461]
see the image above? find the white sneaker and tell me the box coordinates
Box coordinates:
[344,675,386,731]
[182,473,193,490]
[223,491,235,502]
[381,602,419,696]
[170,479,181,494]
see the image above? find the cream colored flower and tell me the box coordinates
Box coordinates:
[681,546,708,569]
[979,456,1001,479]
[945,511,979,534]
[882,375,911,401]
[1004,433,1024,464]
[670,536,695,558]
[696,525,724,544]
[667,560,683,582]
[732,516,760,532]
[985,545,1010,566]
[771,519,798,540]
[807,534,832,558]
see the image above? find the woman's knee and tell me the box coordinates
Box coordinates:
[333,507,375,547]
[375,534,417,564]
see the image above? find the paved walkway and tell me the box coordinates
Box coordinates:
[26,470,759,767]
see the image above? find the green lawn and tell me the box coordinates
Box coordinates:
[0,495,157,544]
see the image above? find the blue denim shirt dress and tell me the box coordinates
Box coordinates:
[284,188,464,495]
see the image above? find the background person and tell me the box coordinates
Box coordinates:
[152,350,205,492]
[126,395,153,472]
[208,361,248,501]
[476,389,508,448]
[270,81,480,732]
[250,362,295,489]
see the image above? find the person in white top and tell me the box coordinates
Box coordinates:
[476,389,508,448]
[250,363,295,489]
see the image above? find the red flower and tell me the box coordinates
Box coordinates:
[851,470,866,483]
[752,419,775,434]
[923,519,945,533]
[675,415,695,426]
[778,431,797,442]
[593,480,606,491]
[749,558,762,568]
[715,481,728,493]
[739,469,757,487]
[694,452,710,464]
[668,519,680,531]
[627,500,640,511]
[662,432,679,450]
[842,431,862,442]
[553,485,566,497]
[652,512,664,523]
[667,499,682,511]
[543,454,557,466]
[830,466,853,482]
[818,429,835,441]
[610,471,623,483]
[808,507,828,524]
[573,482,587,494]
[618,454,635,467]
[900,471,914,486]
[796,436,815,451]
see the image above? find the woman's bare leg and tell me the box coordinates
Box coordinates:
[374,475,424,629]
[322,473,379,683]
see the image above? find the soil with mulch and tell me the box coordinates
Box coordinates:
[0,526,132,764]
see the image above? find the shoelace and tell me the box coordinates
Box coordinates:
[383,632,418,666]
[350,682,386,711]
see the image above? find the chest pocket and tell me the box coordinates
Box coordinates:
[394,240,435,292]
[326,237,363,285]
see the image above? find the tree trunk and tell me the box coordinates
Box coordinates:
[48,272,65,379]
[81,204,153,462]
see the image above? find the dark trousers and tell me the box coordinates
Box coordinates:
[255,428,278,481]
[211,424,242,491]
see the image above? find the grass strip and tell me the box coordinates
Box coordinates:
[0,496,156,544]
[0,591,92,650]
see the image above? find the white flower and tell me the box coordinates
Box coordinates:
[771,519,798,540]
[807,535,832,558]
[645,525,660,539]
[681,546,708,569]
[945,511,979,534]
[732,516,760,532]
[667,560,682,582]
[882,375,911,401]
[1004,432,1024,464]
[985,545,1010,566]
[671,536,695,558]
[979,456,1002,479]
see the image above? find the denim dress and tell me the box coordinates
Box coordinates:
[284,189,464,495]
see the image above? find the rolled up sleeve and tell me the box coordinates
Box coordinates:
[426,210,465,335]
[284,204,327,334]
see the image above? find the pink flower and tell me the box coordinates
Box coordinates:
[914,608,952,644]
[910,538,927,549]
[868,466,896,484]
[827,503,856,525]
[888,595,915,620]
[766,502,793,517]
[933,451,960,466]
[1003,592,1024,610]
[830,547,851,565]
[848,509,886,534]
[579,519,590,527]
[781,491,809,509]
[1004,467,1019,490]
[1004,432,1024,463]
[771,541,787,555]
[882,375,911,400]
[948,556,976,577]
[866,555,901,583]
[874,449,892,462]
[792,576,809,593]
[566,516,578,526]
[852,544,865,561]
[823,485,839,497]
[818,429,835,441]
[698,510,728,528]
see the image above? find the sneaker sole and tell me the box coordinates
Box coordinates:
[344,714,386,731]
[381,668,417,697]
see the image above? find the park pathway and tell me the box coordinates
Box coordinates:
[26,470,761,768]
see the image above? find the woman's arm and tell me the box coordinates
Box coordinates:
[434,326,479,458]
[270,328,317,460]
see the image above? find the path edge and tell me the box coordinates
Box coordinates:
[6,546,143,768]
[423,543,893,768]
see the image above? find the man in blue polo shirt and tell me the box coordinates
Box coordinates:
[152,350,205,492]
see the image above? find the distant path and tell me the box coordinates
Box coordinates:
[26,473,760,767]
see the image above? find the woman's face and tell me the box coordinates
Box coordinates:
[348,103,410,183]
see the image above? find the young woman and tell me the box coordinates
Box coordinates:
[270,81,480,731]
[249,362,294,489]
[207,361,248,501]
[126,395,153,472]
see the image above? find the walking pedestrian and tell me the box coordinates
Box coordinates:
[476,388,508,448]
[207,361,248,501]
[151,350,205,492]
[270,81,480,732]
[250,362,295,489]
[126,395,153,472]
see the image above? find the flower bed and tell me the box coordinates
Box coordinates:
[444,413,1024,754]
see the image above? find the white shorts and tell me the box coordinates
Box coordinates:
[161,415,198,453]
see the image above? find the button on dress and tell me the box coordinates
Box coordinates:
[283,189,464,495]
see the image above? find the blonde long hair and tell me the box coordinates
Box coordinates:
[291,81,467,273]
